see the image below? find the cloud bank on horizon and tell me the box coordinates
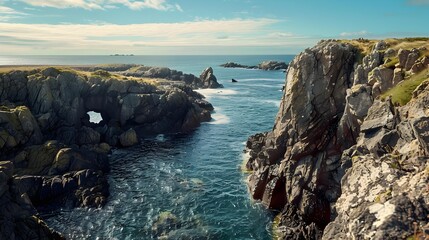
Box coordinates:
[0,0,428,55]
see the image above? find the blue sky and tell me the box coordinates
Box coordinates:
[0,0,428,55]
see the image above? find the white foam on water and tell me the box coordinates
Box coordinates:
[155,134,166,142]
[208,111,231,125]
[195,89,239,100]
[234,78,284,82]
[262,100,281,107]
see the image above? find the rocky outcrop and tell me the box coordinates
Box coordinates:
[199,67,223,88]
[220,60,288,71]
[0,67,214,238]
[119,128,138,147]
[220,62,255,69]
[244,39,429,239]
[0,161,64,240]
[246,41,358,237]
[103,65,224,89]
[258,61,288,70]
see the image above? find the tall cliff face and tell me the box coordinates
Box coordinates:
[245,39,429,239]
[246,41,358,237]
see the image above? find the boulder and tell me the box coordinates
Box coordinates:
[368,67,394,95]
[393,68,404,85]
[119,128,138,147]
[411,56,429,74]
[384,48,396,58]
[405,48,420,71]
[398,49,410,68]
[77,126,100,145]
[0,105,43,150]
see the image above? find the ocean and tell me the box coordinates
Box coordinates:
[0,55,295,239]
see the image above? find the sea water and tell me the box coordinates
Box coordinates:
[0,55,294,239]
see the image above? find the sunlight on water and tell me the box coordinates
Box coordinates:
[38,55,293,240]
[207,108,231,125]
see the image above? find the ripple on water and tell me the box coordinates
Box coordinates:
[43,68,283,239]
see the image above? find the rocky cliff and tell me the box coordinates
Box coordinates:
[76,64,224,89]
[0,67,214,238]
[245,39,429,239]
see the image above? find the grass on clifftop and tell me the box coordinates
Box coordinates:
[381,69,429,106]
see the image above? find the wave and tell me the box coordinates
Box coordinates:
[207,108,230,125]
[262,100,281,107]
[237,83,284,89]
[196,89,239,100]
[232,78,284,82]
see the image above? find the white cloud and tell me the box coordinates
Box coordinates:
[0,18,316,54]
[0,6,28,22]
[17,0,182,11]
[340,30,368,37]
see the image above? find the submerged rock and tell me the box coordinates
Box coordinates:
[119,128,138,147]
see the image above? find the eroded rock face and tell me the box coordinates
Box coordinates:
[323,93,429,239]
[0,161,64,240]
[245,40,429,239]
[246,40,358,236]
[199,67,223,89]
[0,67,214,237]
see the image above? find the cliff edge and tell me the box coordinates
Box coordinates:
[245,38,429,239]
[0,66,214,238]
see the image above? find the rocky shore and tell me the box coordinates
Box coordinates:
[244,39,429,239]
[220,60,288,71]
[0,66,219,238]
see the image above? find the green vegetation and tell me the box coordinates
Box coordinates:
[383,57,399,69]
[381,70,429,106]
[92,69,111,78]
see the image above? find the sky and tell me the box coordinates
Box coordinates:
[0,0,429,55]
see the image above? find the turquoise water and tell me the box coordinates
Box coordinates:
[1,55,294,239]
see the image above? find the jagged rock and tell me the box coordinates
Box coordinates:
[411,56,429,74]
[374,40,388,51]
[393,67,404,85]
[368,67,394,96]
[0,161,64,240]
[384,48,396,58]
[0,105,43,150]
[337,84,373,146]
[398,49,411,68]
[246,40,357,235]
[405,48,420,71]
[363,50,383,76]
[199,67,223,88]
[246,40,429,240]
[258,61,288,70]
[119,128,138,147]
[324,66,429,239]
[77,126,100,145]
[14,169,108,209]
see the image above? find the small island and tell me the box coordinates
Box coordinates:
[220,60,288,71]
